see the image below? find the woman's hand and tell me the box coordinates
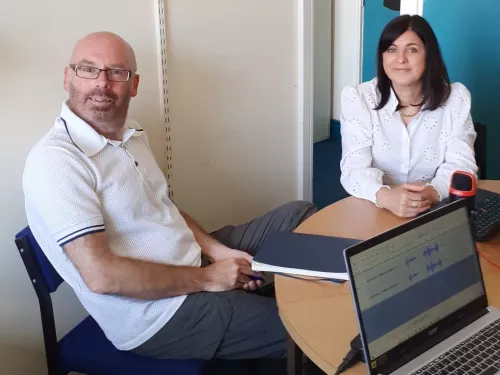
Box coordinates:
[376,184,431,218]
[408,182,440,205]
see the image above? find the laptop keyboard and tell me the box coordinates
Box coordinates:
[411,317,500,375]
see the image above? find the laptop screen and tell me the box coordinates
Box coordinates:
[347,204,486,372]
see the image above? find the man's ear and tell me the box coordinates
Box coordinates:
[131,74,140,97]
[63,67,71,92]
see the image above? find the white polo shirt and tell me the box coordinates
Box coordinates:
[23,101,202,350]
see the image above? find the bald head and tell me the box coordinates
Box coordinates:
[70,31,137,71]
[64,31,140,139]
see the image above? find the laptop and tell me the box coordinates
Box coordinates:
[344,198,500,375]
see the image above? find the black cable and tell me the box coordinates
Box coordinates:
[334,335,363,375]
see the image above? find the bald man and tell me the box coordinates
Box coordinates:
[22,32,316,364]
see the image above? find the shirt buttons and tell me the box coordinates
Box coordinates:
[135,161,139,166]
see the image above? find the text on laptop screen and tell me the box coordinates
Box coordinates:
[350,207,485,360]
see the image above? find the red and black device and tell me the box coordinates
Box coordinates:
[449,170,476,212]
[449,171,477,235]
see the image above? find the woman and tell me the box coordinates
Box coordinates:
[340,15,477,218]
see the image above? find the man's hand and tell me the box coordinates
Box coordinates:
[376,184,431,218]
[206,246,264,292]
[203,258,263,292]
[179,211,264,291]
[206,245,252,263]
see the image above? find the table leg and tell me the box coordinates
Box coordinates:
[287,333,303,375]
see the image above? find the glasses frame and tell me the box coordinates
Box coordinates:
[69,64,134,82]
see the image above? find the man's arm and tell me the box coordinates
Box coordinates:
[179,211,263,291]
[179,210,228,261]
[63,231,258,300]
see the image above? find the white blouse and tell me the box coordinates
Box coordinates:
[340,78,478,204]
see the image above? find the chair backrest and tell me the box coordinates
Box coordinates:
[473,122,487,180]
[15,226,64,375]
[15,226,64,292]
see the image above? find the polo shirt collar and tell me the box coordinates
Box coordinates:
[58,100,143,157]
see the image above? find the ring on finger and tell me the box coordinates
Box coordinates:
[412,201,418,208]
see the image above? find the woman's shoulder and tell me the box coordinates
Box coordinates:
[341,78,379,102]
[447,82,472,104]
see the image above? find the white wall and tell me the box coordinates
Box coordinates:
[331,0,363,120]
[313,0,332,142]
[0,1,164,374]
[401,0,424,16]
[164,0,301,232]
[0,0,305,372]
[329,0,417,121]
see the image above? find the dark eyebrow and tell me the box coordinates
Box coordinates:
[389,42,421,48]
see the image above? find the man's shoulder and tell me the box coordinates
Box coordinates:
[30,127,77,157]
[24,125,91,182]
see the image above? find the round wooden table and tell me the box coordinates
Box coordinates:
[276,180,500,375]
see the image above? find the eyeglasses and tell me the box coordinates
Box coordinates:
[69,64,133,82]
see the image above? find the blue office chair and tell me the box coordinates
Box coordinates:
[14,226,205,375]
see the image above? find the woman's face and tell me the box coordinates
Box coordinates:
[382,30,426,86]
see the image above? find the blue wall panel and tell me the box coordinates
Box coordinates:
[362,0,399,81]
[424,0,500,178]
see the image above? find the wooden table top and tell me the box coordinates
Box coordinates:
[276,180,500,375]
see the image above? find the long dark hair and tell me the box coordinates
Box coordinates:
[374,15,450,111]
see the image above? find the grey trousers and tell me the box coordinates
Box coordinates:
[131,200,316,360]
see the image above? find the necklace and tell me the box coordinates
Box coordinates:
[400,110,419,118]
[399,106,421,118]
[397,92,424,118]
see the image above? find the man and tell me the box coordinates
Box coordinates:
[23,32,316,361]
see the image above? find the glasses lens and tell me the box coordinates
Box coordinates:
[76,66,100,79]
[107,69,130,82]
